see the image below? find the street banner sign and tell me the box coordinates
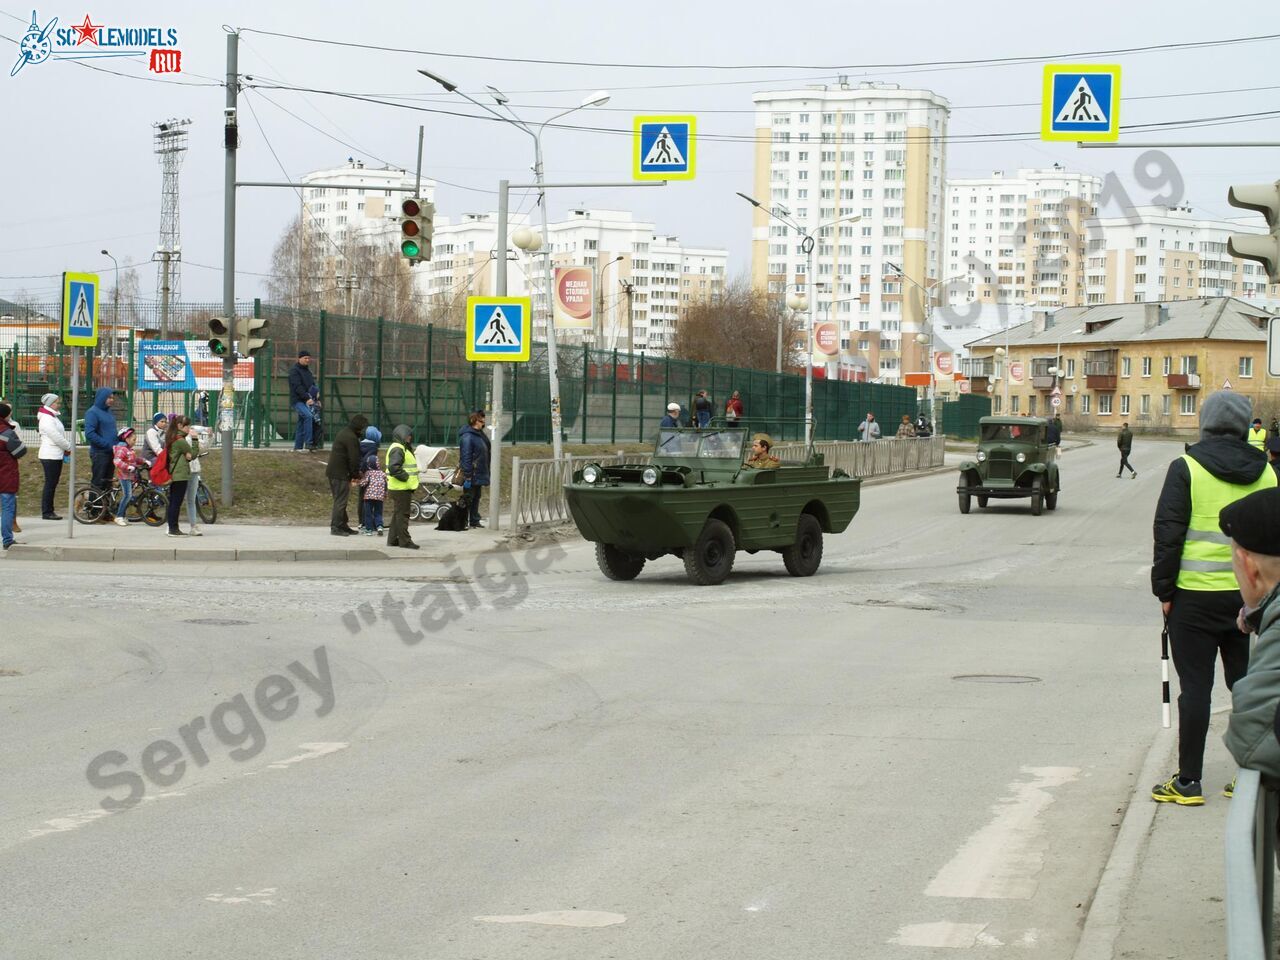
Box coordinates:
[932,351,955,380]
[61,271,99,346]
[137,340,254,391]
[1008,361,1026,385]
[634,115,695,180]
[1042,64,1120,142]
[553,266,594,330]
[811,320,839,366]
[467,296,531,362]
[1269,316,1280,377]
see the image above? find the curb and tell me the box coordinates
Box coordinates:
[4,544,395,563]
[1070,724,1175,960]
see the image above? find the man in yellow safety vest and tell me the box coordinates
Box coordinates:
[1151,390,1277,805]
[384,423,419,550]
[1248,417,1268,451]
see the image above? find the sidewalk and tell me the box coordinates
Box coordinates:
[1,519,509,563]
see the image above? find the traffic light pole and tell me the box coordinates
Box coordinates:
[490,179,509,530]
[221,29,239,505]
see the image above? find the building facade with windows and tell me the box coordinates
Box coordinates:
[1084,204,1279,306]
[750,81,950,384]
[963,297,1278,434]
[300,160,431,252]
[945,166,1101,310]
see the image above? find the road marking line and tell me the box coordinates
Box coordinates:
[890,921,991,948]
[27,791,185,838]
[474,910,625,927]
[925,766,1079,900]
[266,742,348,769]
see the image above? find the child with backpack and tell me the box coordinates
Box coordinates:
[358,426,386,535]
[158,415,198,537]
[111,427,143,527]
[0,401,25,550]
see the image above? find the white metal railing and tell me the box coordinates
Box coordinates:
[1225,767,1277,960]
[508,437,943,528]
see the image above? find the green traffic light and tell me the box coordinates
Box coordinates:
[209,339,229,356]
[402,239,421,258]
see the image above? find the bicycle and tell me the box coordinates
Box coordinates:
[191,474,218,525]
[74,472,167,527]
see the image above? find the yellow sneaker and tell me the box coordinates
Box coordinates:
[1152,776,1205,805]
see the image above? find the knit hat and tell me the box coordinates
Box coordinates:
[298,349,312,358]
[1199,390,1252,440]
[152,412,167,425]
[40,392,58,407]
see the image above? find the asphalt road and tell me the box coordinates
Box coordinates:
[0,436,1185,959]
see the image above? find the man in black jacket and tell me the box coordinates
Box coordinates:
[1151,390,1279,805]
[326,413,368,535]
[288,350,317,451]
[1117,422,1135,478]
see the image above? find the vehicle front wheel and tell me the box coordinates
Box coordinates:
[683,518,735,585]
[73,486,106,525]
[977,495,988,508]
[958,491,971,515]
[140,490,167,527]
[782,514,823,577]
[596,543,646,581]
[1031,477,1044,516]
[1045,485,1058,511]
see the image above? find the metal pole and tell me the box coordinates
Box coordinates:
[414,125,424,196]
[804,235,814,447]
[67,347,78,540]
[220,29,238,505]
[159,252,171,339]
[489,179,508,531]
[776,310,783,374]
[533,137,565,461]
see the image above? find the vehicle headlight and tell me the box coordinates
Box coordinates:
[582,463,601,484]
[1016,452,1027,463]
[641,466,660,486]
[976,451,986,462]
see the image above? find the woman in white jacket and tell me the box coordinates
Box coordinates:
[37,392,72,520]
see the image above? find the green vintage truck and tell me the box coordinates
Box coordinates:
[956,416,1061,516]
[565,425,861,585]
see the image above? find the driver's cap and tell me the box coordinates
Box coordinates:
[667,402,679,411]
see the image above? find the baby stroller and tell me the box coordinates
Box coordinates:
[408,445,463,521]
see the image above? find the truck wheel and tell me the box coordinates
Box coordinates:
[596,543,646,581]
[1031,477,1044,516]
[782,514,823,577]
[1045,485,1058,511]
[683,518,735,585]
[977,496,989,508]
[958,492,971,515]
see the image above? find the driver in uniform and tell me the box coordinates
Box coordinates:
[743,433,781,470]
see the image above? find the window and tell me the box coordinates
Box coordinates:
[1121,357,1131,377]
[1180,394,1197,416]
[1137,237,1148,248]
[1162,357,1172,376]
[1081,394,1091,414]
[1099,394,1113,415]
[1142,356,1151,377]
[1179,355,1197,375]
[1028,396,1038,415]
[1120,395,1130,415]
[1011,395,1021,413]
[1239,356,1254,378]
[1162,394,1171,416]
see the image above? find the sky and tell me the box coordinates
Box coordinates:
[2,0,1279,307]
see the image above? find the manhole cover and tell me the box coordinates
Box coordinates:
[183,618,251,626]
[952,674,1042,684]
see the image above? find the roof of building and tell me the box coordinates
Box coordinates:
[963,297,1274,351]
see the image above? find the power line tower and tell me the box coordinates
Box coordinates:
[153,118,191,338]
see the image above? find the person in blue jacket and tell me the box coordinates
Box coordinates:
[458,410,491,530]
[83,387,119,494]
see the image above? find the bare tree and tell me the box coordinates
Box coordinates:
[670,275,802,371]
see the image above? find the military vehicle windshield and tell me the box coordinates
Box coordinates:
[655,429,747,458]
[696,430,746,459]
[981,423,1041,443]
[657,431,701,455]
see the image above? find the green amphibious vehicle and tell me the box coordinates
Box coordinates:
[956,416,1061,516]
[565,424,861,585]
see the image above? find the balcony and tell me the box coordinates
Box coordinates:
[961,358,996,378]
[1031,376,1057,391]
[1167,373,1201,390]
[1086,374,1117,390]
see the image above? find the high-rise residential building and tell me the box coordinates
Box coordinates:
[750,81,950,384]
[1084,204,1280,305]
[945,166,1101,311]
[418,208,727,354]
[299,160,432,254]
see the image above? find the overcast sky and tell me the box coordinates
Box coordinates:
[3,0,1279,306]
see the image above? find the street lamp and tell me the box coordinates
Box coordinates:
[737,191,859,446]
[419,69,611,462]
[994,346,1008,412]
[596,253,623,346]
[888,264,966,432]
[100,249,119,358]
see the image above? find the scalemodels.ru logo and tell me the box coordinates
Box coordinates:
[10,9,182,77]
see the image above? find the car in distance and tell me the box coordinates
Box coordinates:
[956,416,1060,516]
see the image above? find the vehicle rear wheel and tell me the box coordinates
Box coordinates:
[782,513,823,577]
[73,486,106,525]
[1045,484,1058,511]
[196,481,218,524]
[683,518,735,585]
[596,543,646,581]
[140,490,167,527]
[958,491,971,515]
[1031,477,1044,516]
[977,495,988,508]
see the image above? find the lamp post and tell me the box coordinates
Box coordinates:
[888,264,965,431]
[100,249,119,358]
[419,69,610,463]
[596,254,623,346]
[736,192,859,446]
[1047,326,1084,416]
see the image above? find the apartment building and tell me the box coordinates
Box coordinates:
[417,208,727,354]
[963,297,1278,434]
[300,160,432,254]
[946,166,1101,310]
[1085,204,1280,305]
[750,81,950,384]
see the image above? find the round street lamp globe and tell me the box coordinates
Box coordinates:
[786,293,807,311]
[512,228,541,251]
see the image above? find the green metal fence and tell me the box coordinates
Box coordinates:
[941,394,995,440]
[4,299,963,445]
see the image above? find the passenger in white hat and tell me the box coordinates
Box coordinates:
[660,402,683,429]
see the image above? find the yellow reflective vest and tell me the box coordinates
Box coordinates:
[1177,454,1278,591]
[1248,427,1268,451]
[385,442,418,492]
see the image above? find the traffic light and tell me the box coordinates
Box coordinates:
[239,316,269,357]
[1227,180,1280,284]
[207,316,233,357]
[399,197,435,262]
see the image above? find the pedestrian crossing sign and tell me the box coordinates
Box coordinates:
[466,296,531,362]
[61,271,100,347]
[1042,64,1120,142]
[634,115,696,181]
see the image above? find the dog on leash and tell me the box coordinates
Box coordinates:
[435,494,471,531]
